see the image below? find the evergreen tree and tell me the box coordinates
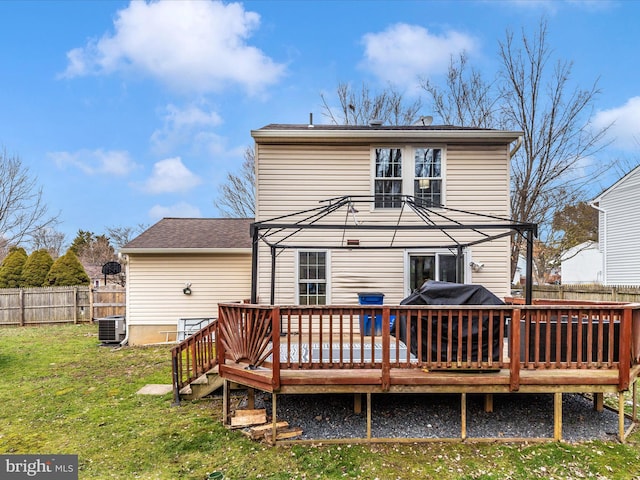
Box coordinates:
[0,246,28,288]
[21,249,54,287]
[45,250,90,286]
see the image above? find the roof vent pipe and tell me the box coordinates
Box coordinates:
[369,119,383,127]
[308,113,314,128]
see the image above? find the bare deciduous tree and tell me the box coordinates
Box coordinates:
[0,149,58,249]
[214,147,256,218]
[106,224,148,250]
[422,20,610,281]
[501,21,610,277]
[421,52,501,128]
[321,82,422,126]
[30,227,66,258]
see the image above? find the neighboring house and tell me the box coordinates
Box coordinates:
[251,123,524,305]
[119,218,252,345]
[560,241,602,284]
[592,165,640,286]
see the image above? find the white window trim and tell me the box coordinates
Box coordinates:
[371,145,447,210]
[295,249,331,305]
[403,249,470,296]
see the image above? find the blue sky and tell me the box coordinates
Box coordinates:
[0,0,638,245]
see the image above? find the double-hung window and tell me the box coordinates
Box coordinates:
[298,251,327,305]
[414,148,442,207]
[374,148,403,208]
[373,146,443,208]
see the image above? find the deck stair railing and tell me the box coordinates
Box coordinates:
[171,319,218,402]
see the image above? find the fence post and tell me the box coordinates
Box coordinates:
[73,287,78,324]
[19,288,25,327]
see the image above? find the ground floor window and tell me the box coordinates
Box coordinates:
[407,252,462,294]
[298,251,328,305]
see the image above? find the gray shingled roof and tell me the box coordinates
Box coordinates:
[121,218,253,250]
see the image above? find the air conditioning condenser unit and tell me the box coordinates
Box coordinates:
[98,315,126,344]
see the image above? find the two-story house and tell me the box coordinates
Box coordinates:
[251,123,526,307]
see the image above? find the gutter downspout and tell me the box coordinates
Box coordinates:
[589,201,606,285]
[509,136,523,159]
[119,252,129,347]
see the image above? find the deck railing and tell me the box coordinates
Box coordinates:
[215,302,640,393]
[171,319,218,402]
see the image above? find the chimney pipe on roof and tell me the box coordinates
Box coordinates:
[308,113,314,128]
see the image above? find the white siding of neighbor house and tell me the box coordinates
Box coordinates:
[126,253,251,333]
[255,141,512,303]
[598,166,640,285]
[561,242,603,284]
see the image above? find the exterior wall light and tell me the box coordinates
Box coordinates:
[183,282,192,295]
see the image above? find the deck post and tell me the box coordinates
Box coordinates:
[619,392,626,442]
[510,309,521,391]
[633,380,638,422]
[250,224,258,303]
[222,380,230,426]
[619,308,633,391]
[272,393,278,444]
[381,307,391,391]
[272,307,281,391]
[484,394,493,413]
[593,393,604,412]
[366,393,372,440]
[461,393,467,440]
[354,393,362,414]
[553,392,562,441]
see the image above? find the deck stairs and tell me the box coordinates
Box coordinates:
[178,365,223,400]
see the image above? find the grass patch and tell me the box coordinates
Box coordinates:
[1,324,640,479]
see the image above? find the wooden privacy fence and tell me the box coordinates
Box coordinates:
[0,286,125,327]
[533,284,640,303]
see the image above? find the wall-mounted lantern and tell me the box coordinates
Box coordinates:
[183,282,192,295]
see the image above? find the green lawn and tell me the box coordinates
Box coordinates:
[1,324,640,479]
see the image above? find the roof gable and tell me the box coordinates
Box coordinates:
[593,164,640,203]
[121,218,253,251]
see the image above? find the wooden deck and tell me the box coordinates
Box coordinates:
[172,301,640,443]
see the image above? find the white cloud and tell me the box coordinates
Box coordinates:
[592,97,640,151]
[60,0,285,94]
[360,23,477,90]
[141,157,202,194]
[50,149,138,175]
[149,202,202,220]
[151,103,223,155]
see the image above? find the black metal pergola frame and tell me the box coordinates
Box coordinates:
[250,195,537,305]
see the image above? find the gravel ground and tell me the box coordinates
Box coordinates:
[237,391,632,442]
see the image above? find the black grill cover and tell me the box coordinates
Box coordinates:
[398,281,505,363]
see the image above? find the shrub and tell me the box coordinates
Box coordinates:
[45,250,90,286]
[0,247,28,288]
[21,249,55,287]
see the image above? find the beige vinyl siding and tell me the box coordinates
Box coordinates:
[126,253,251,327]
[256,141,512,302]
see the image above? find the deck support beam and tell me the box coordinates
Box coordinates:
[553,392,562,441]
[484,393,493,413]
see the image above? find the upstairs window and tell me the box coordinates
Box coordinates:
[414,148,442,207]
[373,146,444,209]
[374,148,402,208]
